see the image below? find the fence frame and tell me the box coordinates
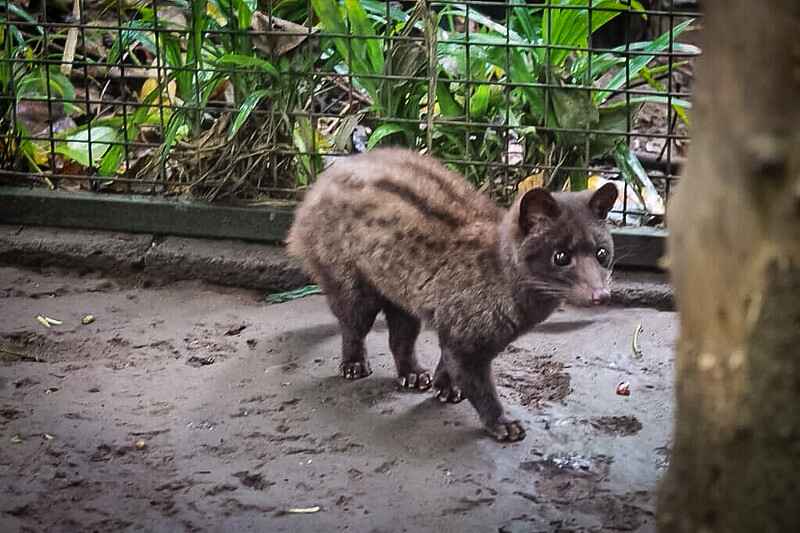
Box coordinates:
[1,0,699,268]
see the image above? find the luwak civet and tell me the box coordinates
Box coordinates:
[287,148,618,441]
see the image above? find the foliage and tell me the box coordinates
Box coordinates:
[433,1,696,191]
[312,0,431,147]
[3,0,700,214]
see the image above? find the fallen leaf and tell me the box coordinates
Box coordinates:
[632,322,644,358]
[60,0,81,75]
[139,77,160,102]
[135,439,146,450]
[224,325,247,336]
[265,285,322,304]
[250,12,316,56]
[81,314,95,325]
[186,355,215,367]
[287,506,320,514]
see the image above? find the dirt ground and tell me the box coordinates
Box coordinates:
[0,265,676,533]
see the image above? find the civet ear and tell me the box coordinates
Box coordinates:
[588,182,619,219]
[519,188,561,234]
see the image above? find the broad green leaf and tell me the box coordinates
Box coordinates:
[130,82,165,130]
[312,0,378,101]
[237,0,256,28]
[550,86,598,147]
[228,89,269,140]
[8,4,43,34]
[367,123,409,150]
[269,0,312,22]
[595,19,695,104]
[233,0,254,53]
[613,141,664,215]
[311,0,348,55]
[186,0,209,108]
[159,33,195,104]
[98,145,125,176]
[312,0,348,33]
[441,5,526,44]
[435,81,462,118]
[542,0,645,68]
[345,0,383,74]
[215,53,279,76]
[0,17,21,49]
[438,39,496,80]
[593,99,691,158]
[44,71,77,112]
[108,20,158,63]
[590,103,638,158]
[572,42,696,81]
[161,110,188,162]
[600,94,691,110]
[292,116,326,185]
[511,0,541,42]
[571,52,623,82]
[160,33,183,69]
[55,126,118,167]
[199,72,227,109]
[638,66,691,126]
[17,68,81,116]
[470,84,492,118]
[507,50,545,120]
[19,139,46,172]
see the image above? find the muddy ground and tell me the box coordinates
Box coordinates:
[0,265,676,532]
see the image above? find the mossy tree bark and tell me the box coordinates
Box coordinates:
[657,1,800,531]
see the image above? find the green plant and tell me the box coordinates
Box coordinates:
[1,4,50,173]
[312,0,432,148]
[4,0,698,214]
[434,1,697,194]
[103,0,317,184]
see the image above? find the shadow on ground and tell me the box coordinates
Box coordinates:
[0,265,676,532]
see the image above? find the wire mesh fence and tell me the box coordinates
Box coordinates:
[1,0,701,227]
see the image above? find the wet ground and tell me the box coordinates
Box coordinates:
[0,265,676,532]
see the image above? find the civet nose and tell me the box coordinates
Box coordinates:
[591,288,611,305]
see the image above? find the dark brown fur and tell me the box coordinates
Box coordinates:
[287,148,618,441]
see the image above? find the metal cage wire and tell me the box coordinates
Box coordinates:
[0,0,701,226]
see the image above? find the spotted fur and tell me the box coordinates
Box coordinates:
[287,148,618,441]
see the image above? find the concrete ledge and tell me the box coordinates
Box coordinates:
[0,224,309,292]
[0,225,152,273]
[142,236,309,291]
[611,270,674,310]
[0,187,666,269]
[0,186,293,242]
[0,224,671,308]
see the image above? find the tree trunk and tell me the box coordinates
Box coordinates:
[657,1,800,531]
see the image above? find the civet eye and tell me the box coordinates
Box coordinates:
[553,250,571,267]
[596,247,610,266]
